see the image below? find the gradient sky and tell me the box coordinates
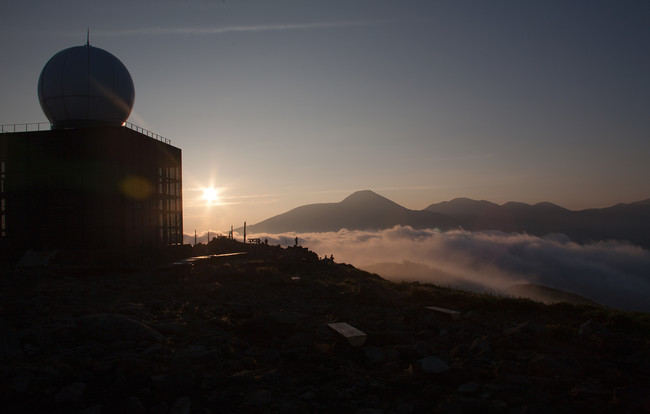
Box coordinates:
[1,0,649,235]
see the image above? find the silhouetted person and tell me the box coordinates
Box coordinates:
[295,236,298,246]
[264,238,268,245]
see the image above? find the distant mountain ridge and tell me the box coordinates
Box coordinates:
[425,197,650,247]
[242,190,458,234]
[243,190,650,247]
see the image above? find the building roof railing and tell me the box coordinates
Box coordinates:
[0,121,172,145]
[123,122,171,145]
[0,122,51,133]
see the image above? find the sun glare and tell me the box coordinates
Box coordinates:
[202,187,220,204]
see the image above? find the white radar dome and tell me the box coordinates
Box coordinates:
[38,44,135,129]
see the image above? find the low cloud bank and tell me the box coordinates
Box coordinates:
[251,227,650,312]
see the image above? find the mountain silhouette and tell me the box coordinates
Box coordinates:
[242,190,458,234]
[425,197,650,247]
[241,191,650,247]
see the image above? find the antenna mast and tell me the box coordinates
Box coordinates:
[86,27,90,46]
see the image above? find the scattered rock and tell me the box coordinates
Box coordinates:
[0,246,648,413]
[578,319,607,338]
[149,402,170,414]
[363,346,385,365]
[245,389,273,406]
[270,310,300,325]
[79,405,103,414]
[170,397,192,414]
[470,336,491,355]
[124,396,146,414]
[503,320,545,336]
[420,356,450,373]
[76,313,164,343]
[54,382,86,404]
[528,354,572,377]
[0,319,22,357]
[10,369,33,393]
[395,402,414,414]
[458,382,481,393]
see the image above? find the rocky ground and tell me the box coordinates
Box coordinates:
[1,241,649,413]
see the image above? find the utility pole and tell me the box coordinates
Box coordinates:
[194,230,197,245]
[243,221,246,243]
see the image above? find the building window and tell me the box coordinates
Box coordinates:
[156,165,182,246]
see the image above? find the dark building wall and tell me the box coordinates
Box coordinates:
[0,126,182,249]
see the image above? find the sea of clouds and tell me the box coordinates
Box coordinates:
[239,226,650,312]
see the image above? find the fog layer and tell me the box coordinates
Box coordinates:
[252,227,650,312]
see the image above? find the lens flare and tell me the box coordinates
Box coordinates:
[202,187,219,204]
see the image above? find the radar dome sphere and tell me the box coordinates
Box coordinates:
[38,45,135,129]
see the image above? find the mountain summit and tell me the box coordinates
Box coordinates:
[243,190,458,234]
[339,190,403,208]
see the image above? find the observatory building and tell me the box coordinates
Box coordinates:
[0,43,182,251]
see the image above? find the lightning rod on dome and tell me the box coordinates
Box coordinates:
[87,27,90,46]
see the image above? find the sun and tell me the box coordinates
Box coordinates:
[202,187,219,204]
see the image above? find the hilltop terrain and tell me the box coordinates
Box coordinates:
[1,240,649,413]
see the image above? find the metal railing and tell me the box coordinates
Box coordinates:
[124,122,172,145]
[0,122,51,133]
[0,121,172,145]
